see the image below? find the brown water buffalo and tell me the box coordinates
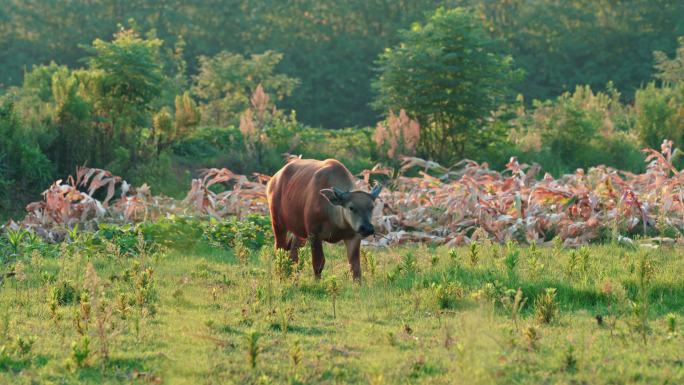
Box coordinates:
[266,158,381,280]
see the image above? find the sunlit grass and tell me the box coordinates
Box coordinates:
[0,237,683,384]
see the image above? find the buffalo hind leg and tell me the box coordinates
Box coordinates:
[271,219,288,250]
[288,235,305,263]
[311,238,325,279]
[344,236,362,281]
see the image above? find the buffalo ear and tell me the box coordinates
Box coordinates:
[370,184,382,200]
[320,188,350,206]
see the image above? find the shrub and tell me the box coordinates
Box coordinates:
[174,91,201,136]
[0,98,55,212]
[97,224,147,255]
[245,331,261,370]
[431,282,464,309]
[170,110,372,177]
[202,215,271,250]
[13,336,36,357]
[534,288,559,324]
[654,36,684,85]
[634,82,684,154]
[50,280,79,306]
[361,250,377,278]
[509,85,644,174]
[326,275,341,319]
[70,336,91,369]
[171,126,239,159]
[400,252,418,276]
[274,248,294,281]
[97,215,271,252]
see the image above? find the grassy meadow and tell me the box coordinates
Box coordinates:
[3,2,684,384]
[1,223,683,385]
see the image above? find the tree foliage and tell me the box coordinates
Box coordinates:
[475,0,684,102]
[654,37,684,85]
[1,1,683,128]
[634,83,684,151]
[373,7,520,162]
[86,29,164,108]
[192,51,299,126]
[0,99,54,213]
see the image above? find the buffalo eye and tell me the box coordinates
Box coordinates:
[349,205,356,212]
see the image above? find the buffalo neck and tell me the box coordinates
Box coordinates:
[326,204,351,232]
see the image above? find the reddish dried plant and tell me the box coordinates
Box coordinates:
[183,168,269,219]
[239,84,274,160]
[240,108,257,150]
[250,84,270,121]
[374,109,420,159]
[12,138,684,249]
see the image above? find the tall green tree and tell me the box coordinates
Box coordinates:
[84,28,165,166]
[373,7,520,162]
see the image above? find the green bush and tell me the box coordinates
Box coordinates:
[0,97,55,214]
[295,127,375,174]
[171,122,374,176]
[171,126,240,159]
[96,224,146,255]
[634,82,684,153]
[202,215,271,250]
[50,280,78,306]
[192,50,299,127]
[509,85,644,175]
[137,216,205,250]
[127,151,192,199]
[96,215,272,253]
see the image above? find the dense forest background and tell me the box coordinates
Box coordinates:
[2,0,684,218]
[2,0,683,128]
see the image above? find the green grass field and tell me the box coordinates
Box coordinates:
[1,232,683,384]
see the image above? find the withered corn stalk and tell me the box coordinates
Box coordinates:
[7,140,684,247]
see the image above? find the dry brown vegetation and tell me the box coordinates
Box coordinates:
[366,140,683,247]
[6,140,684,247]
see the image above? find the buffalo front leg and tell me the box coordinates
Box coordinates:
[344,236,362,281]
[311,237,325,279]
